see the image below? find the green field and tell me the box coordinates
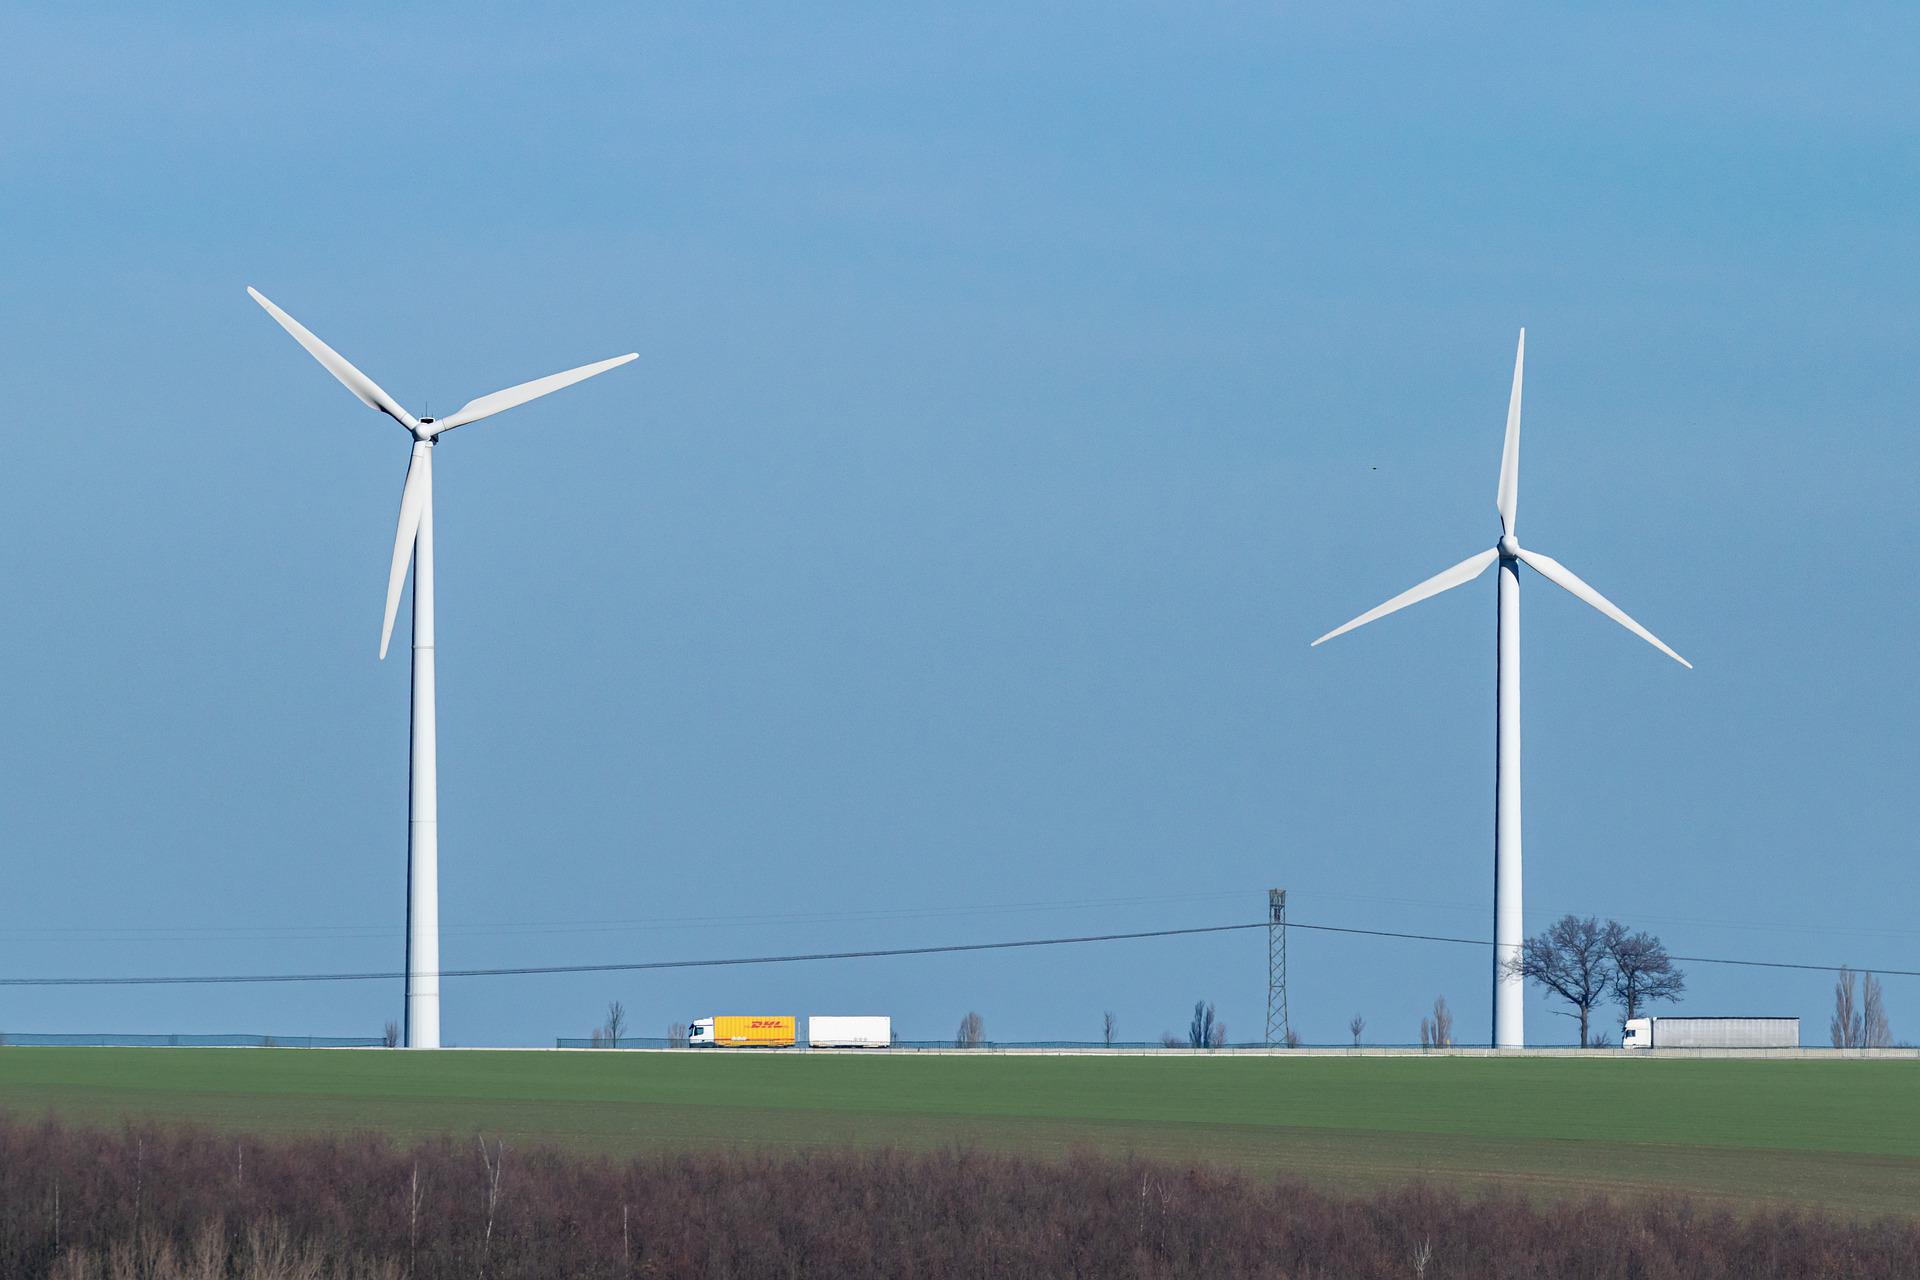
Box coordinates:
[1,1049,1915,1218]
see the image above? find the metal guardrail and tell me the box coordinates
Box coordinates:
[0,1033,385,1048]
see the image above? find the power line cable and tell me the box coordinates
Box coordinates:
[2,917,1916,988]
[0,889,1260,943]
[13,888,1916,946]
[0,922,1266,986]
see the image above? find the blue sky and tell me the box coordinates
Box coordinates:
[1,4,1914,1047]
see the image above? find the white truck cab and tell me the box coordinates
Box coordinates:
[1621,1018,1652,1048]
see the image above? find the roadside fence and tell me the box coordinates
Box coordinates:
[553,1036,1920,1058]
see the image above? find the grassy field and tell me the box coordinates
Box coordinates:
[1,1048,1915,1218]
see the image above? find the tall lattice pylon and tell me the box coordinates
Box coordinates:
[1266,888,1288,1046]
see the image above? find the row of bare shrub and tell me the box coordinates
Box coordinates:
[0,1113,1915,1277]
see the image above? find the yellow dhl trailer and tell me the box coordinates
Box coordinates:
[689,1015,796,1047]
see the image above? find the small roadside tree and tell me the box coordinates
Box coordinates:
[1832,967,1864,1048]
[1420,997,1454,1050]
[1187,1000,1220,1050]
[1836,969,1894,1048]
[1349,1015,1366,1047]
[1607,926,1685,1022]
[1864,972,1893,1048]
[955,1011,985,1049]
[1510,915,1614,1047]
[383,1020,401,1049]
[1102,1010,1117,1048]
[604,1001,627,1046]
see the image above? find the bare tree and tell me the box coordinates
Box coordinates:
[1864,972,1893,1048]
[1281,1026,1300,1049]
[1349,1015,1366,1047]
[1510,915,1614,1047]
[1102,1011,1117,1048]
[604,1001,627,1046]
[955,1011,985,1049]
[1187,1001,1219,1050]
[667,1022,689,1049]
[1420,997,1454,1050]
[1159,1031,1186,1048]
[1832,967,1863,1048]
[1607,926,1685,1022]
[383,1021,401,1049]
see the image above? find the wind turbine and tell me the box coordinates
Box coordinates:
[1311,331,1689,1049]
[248,286,636,1048]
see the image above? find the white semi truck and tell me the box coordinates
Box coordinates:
[1621,1016,1799,1049]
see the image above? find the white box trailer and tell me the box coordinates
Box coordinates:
[1622,1017,1799,1049]
[808,1016,892,1048]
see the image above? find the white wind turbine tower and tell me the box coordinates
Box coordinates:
[1311,331,1689,1049]
[248,286,636,1048]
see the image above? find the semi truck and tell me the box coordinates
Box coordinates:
[687,1015,891,1048]
[1621,1016,1799,1049]
[688,1016,796,1048]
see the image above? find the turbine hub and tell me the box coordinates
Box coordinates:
[1498,534,1519,558]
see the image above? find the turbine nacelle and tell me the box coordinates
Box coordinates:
[1498,534,1519,559]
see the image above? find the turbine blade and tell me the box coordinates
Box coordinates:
[1496,328,1524,537]
[1514,546,1691,668]
[380,450,430,660]
[430,353,638,434]
[247,288,418,431]
[1311,548,1499,647]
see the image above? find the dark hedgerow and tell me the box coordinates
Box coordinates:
[0,1113,1913,1278]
